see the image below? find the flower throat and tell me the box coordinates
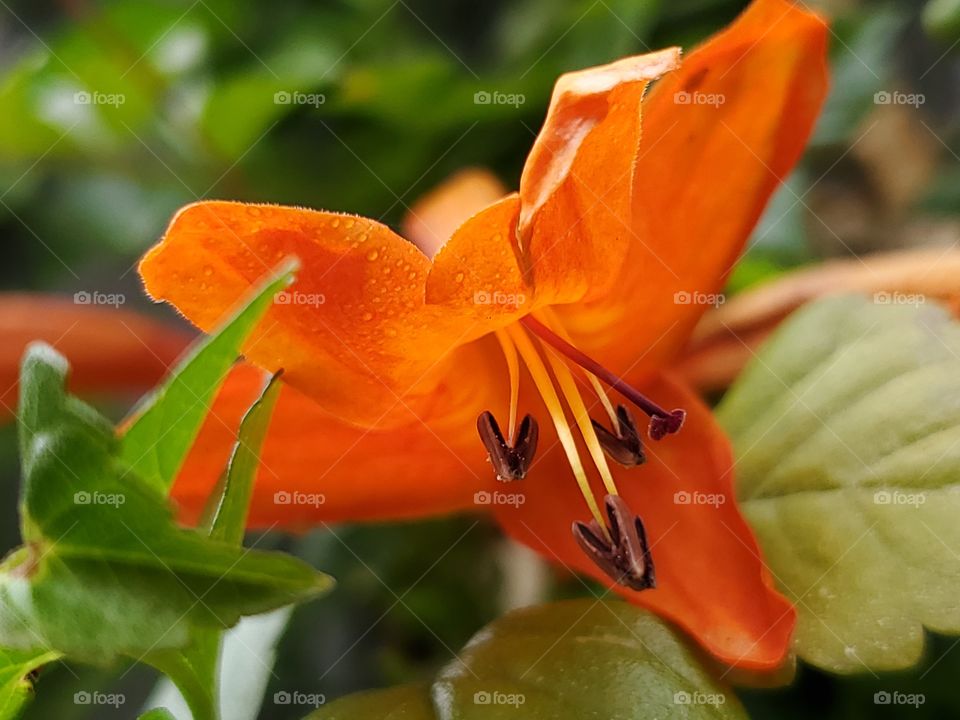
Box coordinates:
[476,309,686,592]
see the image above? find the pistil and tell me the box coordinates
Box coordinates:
[521,316,685,440]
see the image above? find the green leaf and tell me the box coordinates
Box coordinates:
[139,710,178,720]
[146,372,286,720]
[311,600,746,719]
[924,0,960,43]
[0,648,60,720]
[0,343,331,664]
[310,684,433,719]
[717,294,960,673]
[121,258,296,494]
[146,636,220,720]
[204,372,283,544]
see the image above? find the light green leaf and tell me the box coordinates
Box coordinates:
[717,294,960,673]
[0,343,331,664]
[311,600,746,719]
[121,258,296,494]
[140,709,178,720]
[0,648,60,720]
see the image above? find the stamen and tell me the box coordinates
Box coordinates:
[541,346,620,498]
[507,324,607,530]
[572,494,655,591]
[521,316,685,440]
[538,308,619,433]
[477,411,539,481]
[592,405,645,467]
[494,329,521,440]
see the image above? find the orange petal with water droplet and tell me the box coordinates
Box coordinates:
[140,201,511,427]
[402,168,508,259]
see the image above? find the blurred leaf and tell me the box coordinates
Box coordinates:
[121,259,295,494]
[0,648,60,720]
[813,8,905,147]
[717,295,960,673]
[924,0,960,43]
[139,710,177,720]
[0,343,330,664]
[312,600,746,719]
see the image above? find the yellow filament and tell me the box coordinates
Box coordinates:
[506,324,606,529]
[542,347,620,498]
[537,308,619,434]
[494,329,520,440]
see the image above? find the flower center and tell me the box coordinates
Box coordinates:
[475,309,686,591]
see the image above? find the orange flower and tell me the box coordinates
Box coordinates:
[140,0,828,670]
[0,293,191,419]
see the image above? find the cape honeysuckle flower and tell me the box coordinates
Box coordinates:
[139,0,827,669]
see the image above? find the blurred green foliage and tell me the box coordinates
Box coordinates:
[1,0,960,718]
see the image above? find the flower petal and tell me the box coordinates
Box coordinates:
[0,293,191,419]
[140,201,509,427]
[171,337,506,527]
[555,0,829,375]
[517,49,681,305]
[402,168,508,259]
[491,372,795,669]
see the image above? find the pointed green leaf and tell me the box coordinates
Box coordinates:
[717,294,960,673]
[0,344,331,664]
[311,600,746,719]
[146,372,286,720]
[121,259,297,494]
[0,648,60,720]
[206,372,283,544]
